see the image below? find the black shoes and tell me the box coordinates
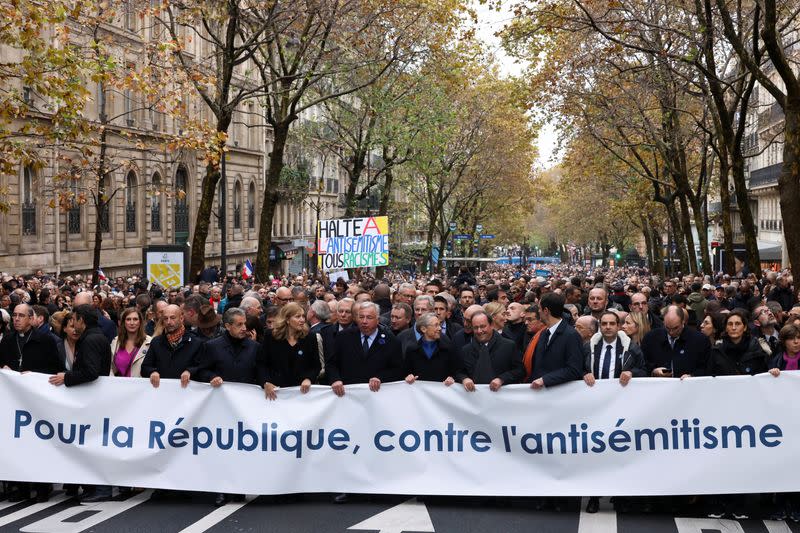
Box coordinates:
[333,493,349,504]
[214,493,228,507]
[585,497,600,514]
[7,489,31,502]
[80,494,110,504]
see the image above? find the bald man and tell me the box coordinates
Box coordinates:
[74,290,117,341]
[574,315,598,343]
[274,286,292,307]
[141,304,202,389]
[453,304,484,352]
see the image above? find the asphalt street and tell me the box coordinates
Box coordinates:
[0,487,796,533]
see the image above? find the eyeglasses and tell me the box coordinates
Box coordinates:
[276,297,290,302]
[11,313,30,319]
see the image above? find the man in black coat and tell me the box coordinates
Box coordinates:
[326,301,402,504]
[630,292,663,330]
[141,304,202,388]
[327,301,403,392]
[48,304,112,504]
[530,292,584,390]
[0,303,62,375]
[460,311,523,391]
[640,305,710,378]
[453,304,482,353]
[1,303,64,503]
[433,295,462,341]
[195,307,263,507]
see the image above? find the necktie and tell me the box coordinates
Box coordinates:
[541,328,551,348]
[669,336,676,350]
[362,335,370,354]
[601,345,612,379]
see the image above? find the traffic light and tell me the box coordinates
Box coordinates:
[615,253,621,260]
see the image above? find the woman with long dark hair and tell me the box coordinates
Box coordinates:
[110,308,151,378]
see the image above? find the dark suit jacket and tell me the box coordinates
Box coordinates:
[141,332,202,379]
[460,332,523,385]
[452,329,473,353]
[65,326,112,387]
[583,334,646,378]
[396,327,420,358]
[530,320,583,387]
[441,320,463,342]
[0,328,63,374]
[640,326,711,377]
[403,336,463,382]
[260,330,321,387]
[196,332,262,385]
[326,326,403,385]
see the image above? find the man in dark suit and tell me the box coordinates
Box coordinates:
[453,304,482,352]
[581,310,647,515]
[326,301,402,504]
[640,305,710,378]
[48,304,112,503]
[308,300,335,383]
[459,311,523,391]
[433,295,462,341]
[1,303,64,503]
[196,307,263,507]
[530,292,584,390]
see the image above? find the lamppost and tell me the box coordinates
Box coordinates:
[303,177,325,279]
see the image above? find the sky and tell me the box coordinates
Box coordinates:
[471,1,560,169]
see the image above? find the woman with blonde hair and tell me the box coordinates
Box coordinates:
[483,301,508,334]
[622,311,650,345]
[110,308,151,378]
[260,302,320,400]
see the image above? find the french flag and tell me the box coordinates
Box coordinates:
[242,259,254,280]
[96,268,107,281]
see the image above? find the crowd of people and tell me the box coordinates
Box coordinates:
[0,263,797,517]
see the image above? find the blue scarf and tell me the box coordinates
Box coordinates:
[422,340,437,359]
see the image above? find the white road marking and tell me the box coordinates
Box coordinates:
[674,517,746,532]
[20,490,152,533]
[348,497,435,533]
[177,495,257,533]
[763,520,793,533]
[0,494,72,527]
[577,497,617,533]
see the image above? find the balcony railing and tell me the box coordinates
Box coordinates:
[750,162,781,189]
[758,102,784,130]
[68,207,81,234]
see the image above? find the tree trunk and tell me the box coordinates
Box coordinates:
[650,215,665,277]
[664,198,688,273]
[677,194,697,273]
[92,125,108,279]
[640,214,654,271]
[779,102,800,275]
[256,122,290,282]
[189,159,222,282]
[717,158,736,274]
[423,215,437,274]
[731,150,761,274]
[342,149,367,218]
[687,194,712,274]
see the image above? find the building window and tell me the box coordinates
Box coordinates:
[124,0,137,32]
[125,171,137,232]
[98,175,111,233]
[21,165,36,236]
[151,173,161,232]
[174,166,189,234]
[233,181,241,230]
[248,182,255,229]
[68,179,80,234]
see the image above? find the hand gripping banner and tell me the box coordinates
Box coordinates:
[0,370,797,496]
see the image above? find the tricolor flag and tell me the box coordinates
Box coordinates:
[96,268,107,281]
[242,259,254,280]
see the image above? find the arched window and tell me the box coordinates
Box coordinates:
[174,165,189,244]
[98,174,111,233]
[248,182,255,229]
[125,171,137,232]
[21,165,36,235]
[233,181,242,230]
[151,172,161,232]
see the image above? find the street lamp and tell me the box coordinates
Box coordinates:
[303,177,325,279]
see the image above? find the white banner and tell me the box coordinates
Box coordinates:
[1,370,798,496]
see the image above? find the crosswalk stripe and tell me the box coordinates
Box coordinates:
[577,498,617,533]
[20,490,152,533]
[763,520,792,533]
[177,495,257,533]
[0,494,72,527]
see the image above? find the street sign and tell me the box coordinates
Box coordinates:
[479,234,495,239]
[453,234,472,240]
[449,221,457,231]
[475,224,483,232]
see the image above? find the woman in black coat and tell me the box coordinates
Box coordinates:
[708,310,768,377]
[403,312,462,386]
[706,310,768,520]
[260,302,320,400]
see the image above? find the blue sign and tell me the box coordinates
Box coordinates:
[453,234,472,240]
[449,221,457,231]
[535,269,551,277]
[479,234,495,239]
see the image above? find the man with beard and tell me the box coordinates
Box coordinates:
[196,308,263,507]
